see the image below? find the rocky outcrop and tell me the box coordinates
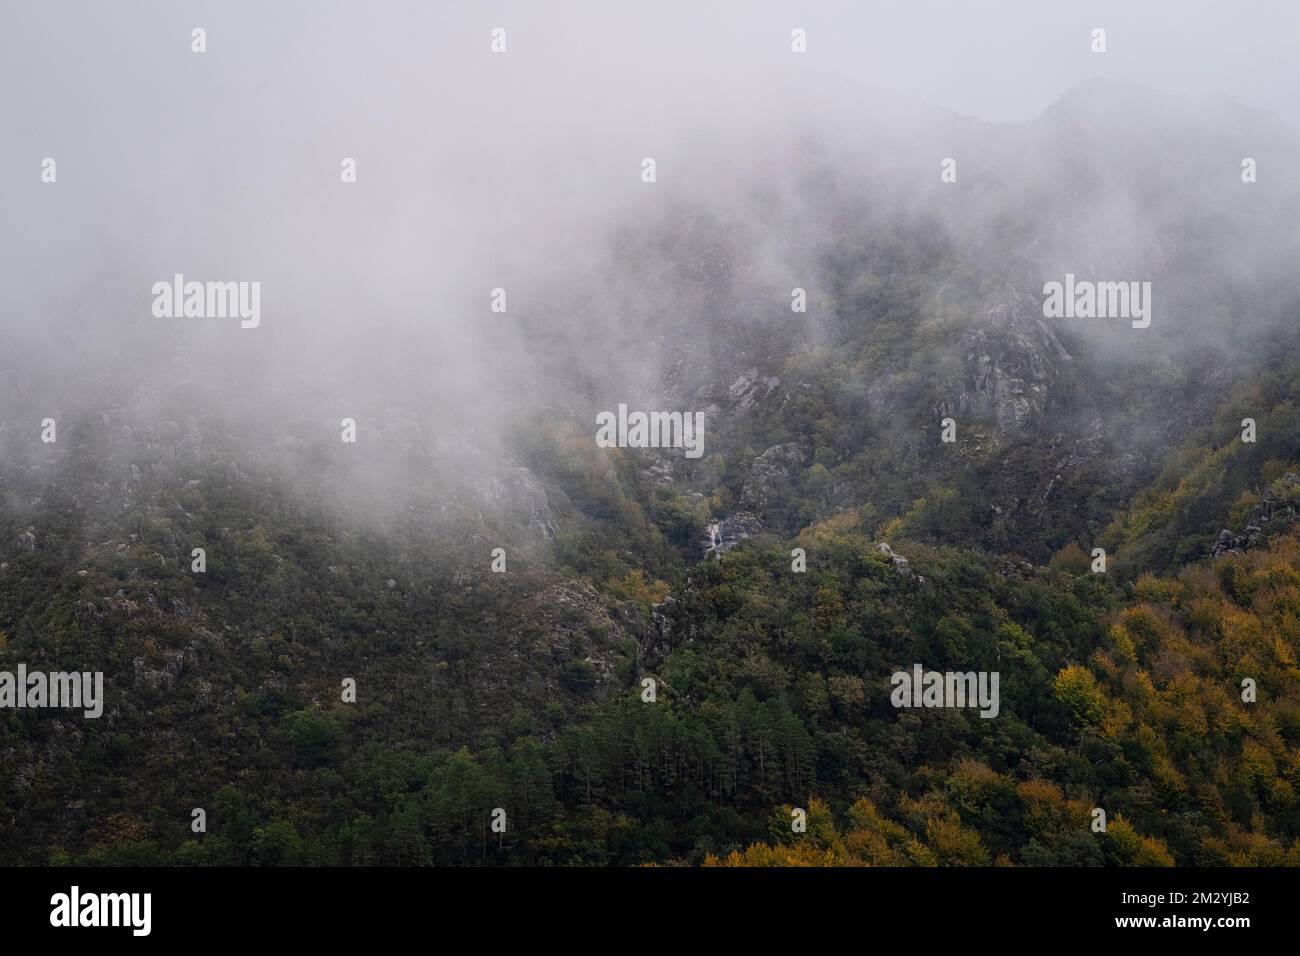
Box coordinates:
[1210,473,1300,558]
[519,579,642,688]
[740,443,808,512]
[647,590,706,662]
[132,649,186,692]
[481,467,559,540]
[703,512,765,558]
[727,369,782,412]
[645,594,685,665]
[938,294,1072,440]
[876,541,925,582]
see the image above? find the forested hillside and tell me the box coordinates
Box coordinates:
[3,79,1299,867]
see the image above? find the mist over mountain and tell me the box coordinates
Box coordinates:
[2,2,1299,870]
[7,73,1297,515]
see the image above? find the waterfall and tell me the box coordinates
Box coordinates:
[705,521,721,558]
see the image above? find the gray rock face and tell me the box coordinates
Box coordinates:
[481,467,559,540]
[520,579,642,690]
[740,443,808,512]
[132,650,185,692]
[645,592,697,668]
[727,369,782,411]
[1211,527,1258,558]
[939,295,1072,439]
[703,512,765,557]
[876,541,925,582]
[650,596,677,648]
[1209,476,1299,559]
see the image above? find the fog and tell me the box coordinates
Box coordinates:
[2,1,1298,527]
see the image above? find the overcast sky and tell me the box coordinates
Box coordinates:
[784,0,1300,124]
[3,1,1298,126]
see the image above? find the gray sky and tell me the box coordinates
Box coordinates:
[787,0,1300,124]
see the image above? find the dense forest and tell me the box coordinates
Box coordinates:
[3,353,1299,866]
